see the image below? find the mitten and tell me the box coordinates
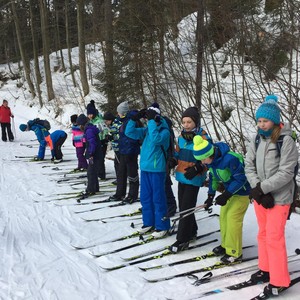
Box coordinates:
[261,193,275,209]
[215,191,232,206]
[168,157,177,169]
[146,109,159,121]
[205,194,215,211]
[184,162,205,180]
[249,183,264,203]
[131,108,147,121]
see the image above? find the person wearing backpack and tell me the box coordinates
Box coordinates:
[125,102,171,238]
[193,134,250,263]
[244,95,299,297]
[167,107,211,252]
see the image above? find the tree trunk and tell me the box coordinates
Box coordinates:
[77,0,89,96]
[39,0,55,101]
[11,2,36,99]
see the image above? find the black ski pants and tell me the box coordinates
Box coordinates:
[1,123,14,141]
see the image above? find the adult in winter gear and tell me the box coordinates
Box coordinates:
[108,101,140,203]
[86,100,108,180]
[0,99,14,142]
[71,114,87,171]
[169,107,211,252]
[126,102,170,238]
[193,135,250,263]
[103,112,121,181]
[245,95,298,295]
[77,114,102,195]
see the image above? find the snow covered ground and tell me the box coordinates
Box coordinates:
[1,101,300,300]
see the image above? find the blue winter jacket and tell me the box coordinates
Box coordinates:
[84,123,101,159]
[49,130,67,158]
[118,111,141,155]
[125,118,170,172]
[206,142,250,196]
[27,120,50,159]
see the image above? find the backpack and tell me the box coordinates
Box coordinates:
[255,133,299,218]
[33,118,51,131]
[160,116,175,162]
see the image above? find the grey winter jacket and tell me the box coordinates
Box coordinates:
[245,123,299,205]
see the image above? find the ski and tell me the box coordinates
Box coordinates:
[187,270,300,300]
[90,228,170,257]
[144,256,258,283]
[76,205,142,217]
[100,239,217,271]
[81,201,141,221]
[139,244,255,271]
[250,275,300,300]
[71,230,152,250]
[122,229,220,261]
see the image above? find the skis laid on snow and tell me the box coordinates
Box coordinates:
[90,227,173,257]
[121,229,220,262]
[100,239,217,271]
[144,255,258,283]
[139,244,254,271]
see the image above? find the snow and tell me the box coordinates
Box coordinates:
[1,100,300,300]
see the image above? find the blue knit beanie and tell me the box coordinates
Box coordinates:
[255,95,281,125]
[19,124,28,131]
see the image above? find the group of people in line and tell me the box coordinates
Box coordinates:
[15,94,298,298]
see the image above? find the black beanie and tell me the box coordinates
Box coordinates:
[182,106,200,126]
[70,114,78,123]
[103,112,115,121]
[86,100,98,116]
[76,114,88,126]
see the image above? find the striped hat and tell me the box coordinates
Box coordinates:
[193,135,214,160]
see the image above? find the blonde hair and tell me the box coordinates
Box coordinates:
[271,124,281,143]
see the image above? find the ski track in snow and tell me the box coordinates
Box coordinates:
[1,118,300,300]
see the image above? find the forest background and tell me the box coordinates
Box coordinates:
[0,0,300,153]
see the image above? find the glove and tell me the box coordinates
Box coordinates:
[215,191,232,206]
[181,131,196,141]
[168,157,177,169]
[249,183,264,203]
[146,109,160,122]
[260,193,275,209]
[88,157,94,165]
[184,162,205,180]
[205,194,215,211]
[131,108,147,121]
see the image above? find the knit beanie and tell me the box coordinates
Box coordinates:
[19,124,27,132]
[103,112,115,121]
[182,106,200,126]
[147,102,161,114]
[117,101,129,115]
[76,114,89,126]
[86,100,98,116]
[70,114,78,123]
[193,135,214,160]
[255,95,281,125]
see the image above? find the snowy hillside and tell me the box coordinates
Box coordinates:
[0,98,300,300]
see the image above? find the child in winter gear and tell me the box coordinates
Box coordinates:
[71,114,87,171]
[0,99,14,142]
[76,114,102,195]
[169,107,210,252]
[86,100,109,180]
[109,101,140,203]
[19,120,67,161]
[245,95,298,290]
[103,112,121,181]
[193,135,250,263]
[125,102,170,237]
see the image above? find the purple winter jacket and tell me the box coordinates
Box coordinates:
[84,123,101,159]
